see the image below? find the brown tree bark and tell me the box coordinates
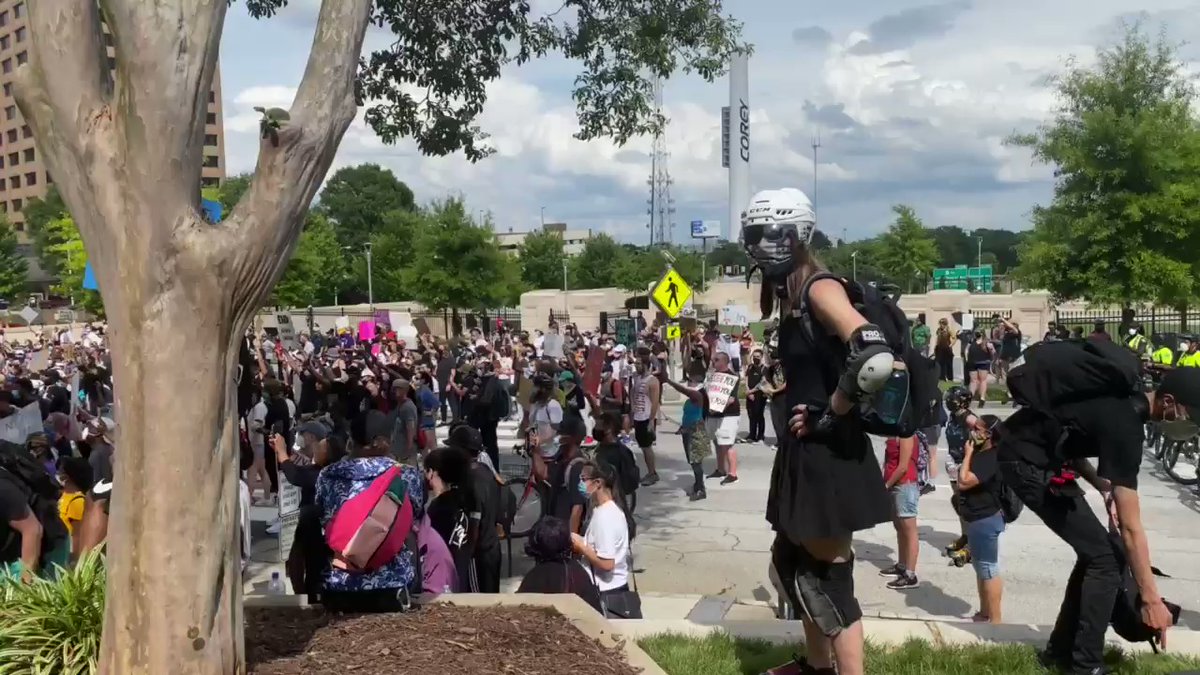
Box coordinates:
[14,1,372,672]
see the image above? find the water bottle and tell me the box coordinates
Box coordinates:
[442,584,452,596]
[268,571,286,595]
[870,370,910,427]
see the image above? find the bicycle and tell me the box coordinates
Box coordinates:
[1161,435,1199,487]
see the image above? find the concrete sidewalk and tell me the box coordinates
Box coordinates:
[603,591,1200,657]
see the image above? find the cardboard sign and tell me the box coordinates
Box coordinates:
[704,372,739,413]
[334,316,351,332]
[373,309,391,331]
[719,305,750,327]
[358,321,375,342]
[276,313,297,349]
[582,346,605,396]
[614,318,636,349]
[543,333,564,358]
[413,316,431,336]
[0,402,43,444]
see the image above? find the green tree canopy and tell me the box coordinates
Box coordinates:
[518,229,566,290]
[22,186,69,277]
[318,164,416,249]
[0,216,27,300]
[403,199,519,310]
[1009,27,1200,306]
[43,215,103,314]
[272,212,347,307]
[872,205,939,292]
[213,174,251,213]
[569,234,625,289]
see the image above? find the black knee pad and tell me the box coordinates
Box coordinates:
[789,543,862,637]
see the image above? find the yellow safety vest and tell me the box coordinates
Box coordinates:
[1152,347,1174,366]
[1127,334,1147,353]
[1180,352,1200,368]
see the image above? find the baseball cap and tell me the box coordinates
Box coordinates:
[612,344,627,354]
[296,421,331,440]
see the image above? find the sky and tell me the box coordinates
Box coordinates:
[216,0,1200,245]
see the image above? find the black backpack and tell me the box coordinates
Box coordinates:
[1007,338,1140,412]
[0,441,65,556]
[1108,533,1180,651]
[796,274,941,437]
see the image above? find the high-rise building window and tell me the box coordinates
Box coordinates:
[22,148,33,162]
[0,36,9,51]
[2,83,10,97]
[7,152,16,165]
[9,176,19,189]
[16,51,26,66]
[13,3,25,19]
[201,176,219,188]
[21,125,30,138]
[107,57,115,70]
[103,32,114,47]
[0,202,7,214]
[205,112,216,124]
[204,133,218,146]
[208,91,216,104]
[2,60,11,74]
[15,27,25,43]
[24,172,35,186]
[203,154,219,168]
[0,11,8,27]
[12,198,21,211]
[5,130,15,143]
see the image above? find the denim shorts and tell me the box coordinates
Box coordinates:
[966,511,1005,580]
[890,482,919,519]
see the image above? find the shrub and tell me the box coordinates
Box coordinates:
[0,549,105,675]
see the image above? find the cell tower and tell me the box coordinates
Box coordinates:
[647,76,675,246]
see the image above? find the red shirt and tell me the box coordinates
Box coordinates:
[884,437,917,484]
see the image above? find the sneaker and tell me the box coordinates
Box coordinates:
[920,483,936,496]
[886,573,919,590]
[690,489,707,502]
[720,475,739,485]
[878,563,904,577]
[639,472,659,487]
[265,518,283,536]
[706,469,727,480]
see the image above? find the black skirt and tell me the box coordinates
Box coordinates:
[767,430,891,542]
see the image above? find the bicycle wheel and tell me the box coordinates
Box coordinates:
[1162,440,1199,486]
[508,481,545,538]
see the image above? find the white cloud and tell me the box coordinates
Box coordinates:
[217,0,1198,240]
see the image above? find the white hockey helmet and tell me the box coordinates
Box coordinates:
[739,188,817,274]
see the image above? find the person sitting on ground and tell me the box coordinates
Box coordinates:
[518,515,602,612]
[315,410,424,612]
[957,414,1006,623]
[56,456,93,562]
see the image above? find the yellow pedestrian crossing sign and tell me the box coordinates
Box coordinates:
[666,325,681,340]
[652,267,693,319]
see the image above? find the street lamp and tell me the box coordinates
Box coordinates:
[335,245,353,306]
[540,206,546,228]
[851,250,859,282]
[364,242,374,309]
[976,236,983,270]
[562,259,569,316]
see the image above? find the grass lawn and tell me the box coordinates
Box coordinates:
[639,633,1200,675]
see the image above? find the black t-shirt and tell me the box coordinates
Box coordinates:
[1001,329,1022,360]
[999,398,1142,489]
[427,488,472,581]
[0,472,32,563]
[468,463,500,551]
[0,471,68,564]
[959,449,1001,522]
[746,364,765,390]
[548,456,587,530]
[967,342,989,364]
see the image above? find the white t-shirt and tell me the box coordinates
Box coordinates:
[529,400,563,457]
[249,401,268,451]
[585,500,630,592]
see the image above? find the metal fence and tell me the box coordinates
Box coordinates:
[1053,307,1200,336]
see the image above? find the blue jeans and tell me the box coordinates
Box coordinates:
[966,511,1005,580]
[890,482,919,519]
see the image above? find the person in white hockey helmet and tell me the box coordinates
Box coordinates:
[743,188,893,675]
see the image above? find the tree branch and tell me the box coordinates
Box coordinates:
[103,0,226,201]
[216,0,373,326]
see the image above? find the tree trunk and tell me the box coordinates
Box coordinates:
[14,1,373,672]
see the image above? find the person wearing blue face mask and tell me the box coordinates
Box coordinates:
[548,416,589,535]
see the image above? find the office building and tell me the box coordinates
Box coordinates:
[0,0,226,246]
[496,222,593,257]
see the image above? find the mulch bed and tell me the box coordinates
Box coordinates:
[245,603,642,675]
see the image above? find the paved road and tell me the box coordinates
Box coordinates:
[622,405,1200,630]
